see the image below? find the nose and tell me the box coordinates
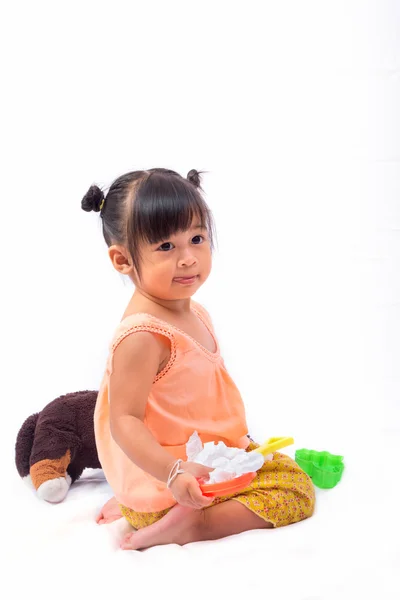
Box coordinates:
[177,249,198,269]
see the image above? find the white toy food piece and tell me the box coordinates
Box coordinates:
[186,431,265,484]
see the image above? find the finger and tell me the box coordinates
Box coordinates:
[183,497,199,510]
[196,467,213,476]
[189,484,213,509]
[173,492,198,510]
[173,494,196,510]
[199,496,214,508]
[199,489,214,506]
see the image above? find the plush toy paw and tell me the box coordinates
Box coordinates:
[22,474,35,490]
[36,474,72,503]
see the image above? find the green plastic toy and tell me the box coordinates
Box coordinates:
[295,448,344,489]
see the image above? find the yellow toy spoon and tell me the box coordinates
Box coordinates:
[250,436,294,457]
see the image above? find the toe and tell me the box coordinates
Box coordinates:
[120,533,134,550]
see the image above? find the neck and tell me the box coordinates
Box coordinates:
[131,289,193,316]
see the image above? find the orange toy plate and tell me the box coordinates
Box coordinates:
[198,471,257,498]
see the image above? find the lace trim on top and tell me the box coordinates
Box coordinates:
[111,324,177,383]
[127,307,220,361]
[191,306,219,356]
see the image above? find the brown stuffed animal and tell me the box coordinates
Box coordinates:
[15,390,101,503]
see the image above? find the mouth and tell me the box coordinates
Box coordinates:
[173,275,199,285]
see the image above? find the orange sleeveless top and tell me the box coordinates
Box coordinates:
[94,300,250,512]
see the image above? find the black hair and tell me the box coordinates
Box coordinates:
[81,168,215,278]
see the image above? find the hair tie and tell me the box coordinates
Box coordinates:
[99,198,105,211]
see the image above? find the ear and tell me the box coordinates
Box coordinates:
[108,245,134,276]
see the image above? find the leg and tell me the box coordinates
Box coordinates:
[29,422,82,503]
[30,450,72,503]
[96,496,124,525]
[197,499,274,540]
[121,500,272,551]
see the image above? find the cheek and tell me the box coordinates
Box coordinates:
[150,258,175,279]
[201,249,212,275]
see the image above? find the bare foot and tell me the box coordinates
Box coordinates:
[96,496,123,525]
[120,504,198,551]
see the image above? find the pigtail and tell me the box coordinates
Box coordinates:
[81,185,105,213]
[187,169,203,189]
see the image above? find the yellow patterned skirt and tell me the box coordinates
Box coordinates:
[119,441,315,529]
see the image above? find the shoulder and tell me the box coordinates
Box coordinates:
[109,314,174,373]
[111,313,175,350]
[114,329,165,360]
[111,328,170,376]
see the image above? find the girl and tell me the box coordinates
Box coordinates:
[82,168,315,551]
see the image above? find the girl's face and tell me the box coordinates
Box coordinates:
[133,220,212,300]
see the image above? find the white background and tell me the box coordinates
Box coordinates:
[2,1,399,599]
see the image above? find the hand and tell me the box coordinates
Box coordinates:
[169,461,214,510]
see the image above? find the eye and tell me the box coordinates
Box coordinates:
[157,242,174,252]
[192,235,205,245]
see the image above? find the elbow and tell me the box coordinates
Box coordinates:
[109,413,138,442]
[109,415,122,443]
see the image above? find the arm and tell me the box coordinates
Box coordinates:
[109,329,214,510]
[109,331,176,483]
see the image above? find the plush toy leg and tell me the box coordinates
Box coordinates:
[30,449,72,503]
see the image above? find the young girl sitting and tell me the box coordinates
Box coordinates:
[82,168,315,551]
